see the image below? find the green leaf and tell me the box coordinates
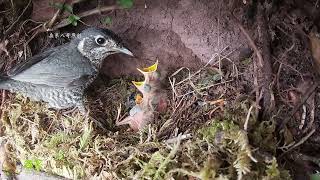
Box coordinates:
[73,15,80,20]
[49,2,64,10]
[212,74,222,81]
[72,21,78,26]
[23,160,34,170]
[67,15,80,26]
[117,0,134,9]
[50,2,73,13]
[79,123,93,151]
[64,4,73,13]
[102,16,112,25]
[33,159,42,171]
[311,173,320,180]
[241,57,251,65]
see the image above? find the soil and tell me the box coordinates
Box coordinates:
[85,0,248,77]
[0,0,320,179]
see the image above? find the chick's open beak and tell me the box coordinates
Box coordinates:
[115,47,134,56]
[132,81,147,94]
[137,60,159,74]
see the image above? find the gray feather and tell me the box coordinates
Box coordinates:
[0,27,131,111]
[9,40,96,88]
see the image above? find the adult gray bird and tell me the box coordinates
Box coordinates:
[0,27,133,112]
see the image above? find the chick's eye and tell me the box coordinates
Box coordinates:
[96,37,106,45]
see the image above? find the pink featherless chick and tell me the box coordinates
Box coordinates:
[116,61,168,131]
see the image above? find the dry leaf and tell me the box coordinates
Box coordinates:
[0,40,9,56]
[309,32,320,73]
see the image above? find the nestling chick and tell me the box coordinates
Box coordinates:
[116,61,168,131]
[0,27,133,113]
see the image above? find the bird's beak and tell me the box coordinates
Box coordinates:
[132,81,144,87]
[115,47,134,56]
[137,60,158,74]
[132,81,145,93]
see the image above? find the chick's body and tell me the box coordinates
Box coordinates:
[0,27,133,111]
[117,61,168,131]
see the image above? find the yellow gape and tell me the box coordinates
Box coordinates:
[116,60,167,132]
[139,60,158,73]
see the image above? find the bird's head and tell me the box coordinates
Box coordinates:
[76,27,133,66]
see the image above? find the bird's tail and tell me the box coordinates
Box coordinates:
[0,76,47,103]
[0,76,34,94]
[0,76,11,90]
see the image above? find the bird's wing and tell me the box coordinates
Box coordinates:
[6,47,58,76]
[8,44,96,88]
[67,74,93,88]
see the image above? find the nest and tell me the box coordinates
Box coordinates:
[0,54,291,179]
[1,0,319,179]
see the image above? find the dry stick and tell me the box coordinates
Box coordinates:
[257,3,275,118]
[299,105,307,129]
[27,5,119,44]
[231,16,263,68]
[244,105,254,131]
[50,5,119,31]
[45,0,67,29]
[303,94,315,134]
[252,51,260,116]
[279,128,316,159]
[115,104,122,124]
[173,47,232,86]
[290,151,320,165]
[177,79,234,98]
[0,91,6,136]
[25,0,68,45]
[273,56,304,81]
[231,13,261,116]
[279,82,319,130]
[234,4,275,118]
[3,0,32,39]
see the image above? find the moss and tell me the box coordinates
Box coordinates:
[0,74,292,179]
[263,158,291,180]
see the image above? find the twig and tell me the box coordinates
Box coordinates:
[299,105,306,130]
[244,105,254,131]
[45,0,67,30]
[177,79,234,97]
[231,9,261,116]
[26,5,119,44]
[217,1,222,82]
[169,77,177,101]
[275,64,288,106]
[279,128,316,159]
[115,104,122,123]
[0,8,12,14]
[273,56,304,81]
[165,133,192,144]
[50,5,119,31]
[154,134,181,179]
[0,91,5,110]
[290,151,320,166]
[302,95,315,134]
[173,48,232,86]
[0,90,6,136]
[3,0,32,38]
[257,3,275,118]
[252,51,260,116]
[231,12,263,67]
[208,106,221,119]
[169,95,186,118]
[166,168,201,179]
[279,82,318,129]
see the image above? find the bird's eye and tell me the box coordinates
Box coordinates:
[95,37,106,45]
